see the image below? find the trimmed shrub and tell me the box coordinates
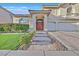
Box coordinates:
[0,24,29,33]
[0,26,4,32]
[19,32,34,45]
[1,24,11,32]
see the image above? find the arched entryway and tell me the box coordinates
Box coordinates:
[36,15,44,31]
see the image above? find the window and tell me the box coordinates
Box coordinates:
[19,18,29,24]
[67,7,72,14]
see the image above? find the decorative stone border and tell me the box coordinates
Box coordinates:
[47,32,68,51]
[18,44,30,50]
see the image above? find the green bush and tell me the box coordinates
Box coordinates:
[19,32,34,45]
[0,26,4,32]
[0,24,29,33]
[2,24,11,32]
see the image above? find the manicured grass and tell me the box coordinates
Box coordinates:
[0,32,34,50]
[0,34,21,50]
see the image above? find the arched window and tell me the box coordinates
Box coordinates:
[67,7,72,14]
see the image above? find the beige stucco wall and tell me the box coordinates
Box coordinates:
[13,16,20,23]
[29,14,36,31]
[58,8,67,16]
[72,4,79,13]
[0,8,13,24]
[51,9,58,15]
[65,4,79,15]
[45,7,67,16]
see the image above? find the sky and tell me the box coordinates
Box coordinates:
[0,3,60,14]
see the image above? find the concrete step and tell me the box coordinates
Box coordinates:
[32,31,51,45]
[27,44,56,51]
[35,33,48,37]
[32,37,51,42]
[31,41,51,45]
[36,31,47,33]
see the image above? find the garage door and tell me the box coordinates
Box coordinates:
[47,22,56,31]
[57,22,76,31]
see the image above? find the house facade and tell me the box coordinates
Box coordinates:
[0,3,79,32]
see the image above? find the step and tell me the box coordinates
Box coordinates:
[36,31,47,34]
[31,41,51,45]
[35,33,48,37]
[27,44,55,51]
[32,37,51,42]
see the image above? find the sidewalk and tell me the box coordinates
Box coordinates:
[0,50,79,56]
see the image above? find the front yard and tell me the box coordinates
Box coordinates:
[0,33,34,50]
[0,34,20,50]
[0,23,34,50]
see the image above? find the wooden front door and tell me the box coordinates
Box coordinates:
[36,19,44,31]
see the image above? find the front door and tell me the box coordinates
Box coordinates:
[36,19,44,31]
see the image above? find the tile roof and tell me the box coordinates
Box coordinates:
[43,6,59,9]
[14,14,31,17]
[29,10,51,14]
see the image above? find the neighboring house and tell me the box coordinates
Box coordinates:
[0,6,31,24]
[0,6,13,24]
[1,3,79,32]
[43,3,79,31]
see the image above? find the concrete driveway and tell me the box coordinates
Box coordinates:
[48,32,79,51]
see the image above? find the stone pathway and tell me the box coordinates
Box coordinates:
[32,31,51,45]
[27,31,54,51]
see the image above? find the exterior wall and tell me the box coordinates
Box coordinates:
[13,16,20,23]
[66,5,75,16]
[30,14,36,31]
[51,9,58,15]
[43,7,67,16]
[65,4,79,16]
[72,4,79,13]
[58,8,67,16]
[0,8,13,24]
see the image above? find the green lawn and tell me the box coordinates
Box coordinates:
[0,34,22,50]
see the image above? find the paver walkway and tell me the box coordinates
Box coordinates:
[27,31,55,51]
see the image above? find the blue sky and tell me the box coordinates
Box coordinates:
[0,3,60,14]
